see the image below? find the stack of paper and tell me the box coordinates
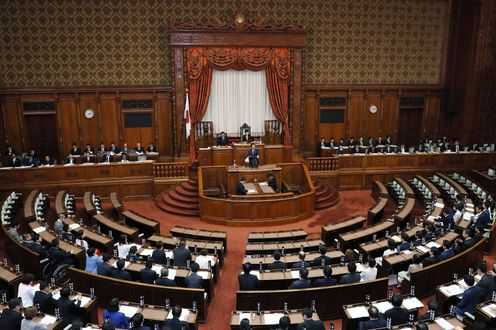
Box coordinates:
[39,315,57,325]
[426,241,441,248]
[263,313,285,324]
[402,297,424,310]
[152,265,163,275]
[346,306,369,319]
[373,301,393,313]
[120,305,140,318]
[439,284,464,297]
[197,271,209,279]
[167,269,177,280]
[139,248,154,257]
[290,270,300,279]
[482,304,496,318]
[68,223,80,230]
[416,246,430,254]
[32,226,46,234]
[435,318,455,329]
[238,312,252,322]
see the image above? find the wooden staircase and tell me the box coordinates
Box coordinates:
[314,179,341,210]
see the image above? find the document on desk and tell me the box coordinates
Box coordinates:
[139,248,154,257]
[32,226,46,234]
[167,308,189,321]
[167,268,177,280]
[80,296,91,308]
[263,313,285,324]
[120,305,140,318]
[290,270,300,279]
[435,317,455,329]
[402,297,424,310]
[373,301,393,314]
[197,270,209,279]
[152,265,163,275]
[238,313,252,322]
[39,315,57,325]
[251,270,261,279]
[426,241,441,248]
[68,223,80,231]
[439,284,464,297]
[346,306,369,319]
[482,304,496,318]
[416,246,430,254]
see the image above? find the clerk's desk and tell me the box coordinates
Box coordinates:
[197,143,292,166]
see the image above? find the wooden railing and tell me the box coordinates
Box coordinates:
[306,157,339,172]
[153,162,188,178]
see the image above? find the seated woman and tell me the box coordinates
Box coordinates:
[102,298,129,329]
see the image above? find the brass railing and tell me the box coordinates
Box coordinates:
[153,162,188,178]
[306,157,339,172]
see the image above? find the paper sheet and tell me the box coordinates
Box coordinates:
[402,297,424,310]
[426,241,441,248]
[80,296,91,308]
[197,270,209,279]
[290,270,300,279]
[373,301,393,314]
[346,306,369,319]
[165,251,173,259]
[439,284,464,297]
[206,255,217,266]
[435,318,455,330]
[168,268,177,280]
[435,202,445,208]
[39,314,57,325]
[139,248,154,257]
[68,223,80,230]
[119,305,140,318]
[463,213,473,221]
[355,263,364,272]
[263,313,285,324]
[482,304,496,318]
[251,270,261,280]
[152,265,163,275]
[238,312,252,322]
[416,246,430,254]
[32,226,46,234]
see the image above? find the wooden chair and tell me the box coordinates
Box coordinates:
[196,121,214,148]
[264,120,281,144]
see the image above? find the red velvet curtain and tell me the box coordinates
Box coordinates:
[186,47,291,161]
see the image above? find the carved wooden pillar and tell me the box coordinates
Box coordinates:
[291,49,303,152]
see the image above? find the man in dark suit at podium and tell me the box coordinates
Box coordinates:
[246,143,259,168]
[236,178,248,195]
[217,132,229,146]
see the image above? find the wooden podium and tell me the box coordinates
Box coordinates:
[197,144,292,166]
[198,163,315,226]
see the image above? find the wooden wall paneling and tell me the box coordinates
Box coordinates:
[364,93,382,139]
[347,90,365,139]
[302,91,317,155]
[0,98,5,153]
[78,93,100,148]
[424,94,441,140]
[2,95,22,153]
[173,47,185,157]
[291,49,303,152]
[99,93,120,146]
[57,94,79,158]
[381,92,399,142]
[156,91,173,157]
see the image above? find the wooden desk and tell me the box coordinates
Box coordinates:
[54,191,67,215]
[0,303,63,329]
[395,178,415,198]
[60,217,114,253]
[416,175,441,197]
[248,229,307,243]
[110,192,124,216]
[245,239,324,255]
[436,172,468,197]
[83,192,97,216]
[339,220,396,251]
[368,197,388,225]
[92,214,139,242]
[28,221,86,268]
[197,144,292,166]
[121,210,160,237]
[236,277,388,320]
[475,301,496,327]
[24,189,40,221]
[68,267,208,322]
[358,225,423,258]
[170,226,227,253]
[321,216,366,245]
[0,266,22,297]
[401,238,486,297]
[242,250,344,270]
[199,163,315,226]
[394,197,415,224]
[230,309,320,329]
[372,180,389,199]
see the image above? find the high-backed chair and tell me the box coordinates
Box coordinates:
[264,120,281,144]
[240,123,252,143]
[196,121,214,148]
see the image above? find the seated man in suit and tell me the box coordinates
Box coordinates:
[351,144,362,154]
[473,203,491,229]
[184,262,203,289]
[316,137,327,156]
[241,129,252,143]
[268,250,287,270]
[268,173,278,192]
[339,262,361,284]
[102,150,114,163]
[358,306,386,330]
[121,142,131,155]
[23,233,48,259]
[41,155,55,166]
[297,308,325,330]
[453,274,486,319]
[81,151,95,164]
[139,259,158,284]
[23,155,37,167]
[440,240,455,259]
[69,143,81,156]
[238,262,260,290]
[147,142,157,153]
[163,305,189,330]
[110,259,132,281]
[289,267,311,289]
[246,143,259,168]
[421,246,441,267]
[155,268,176,287]
[84,144,93,155]
[451,140,463,153]
[461,228,477,250]
[312,244,332,266]
[383,294,410,326]
[48,238,74,266]
[172,240,192,267]
[292,251,311,269]
[398,144,407,153]
[33,281,58,315]
[217,132,229,146]
[328,137,337,148]
[436,207,455,230]
[57,287,82,328]
[96,143,106,156]
[97,253,113,276]
[120,152,130,162]
[236,177,248,195]
[108,142,120,155]
[151,241,167,265]
[135,142,145,154]
[0,298,23,329]
[8,154,22,167]
[312,265,337,287]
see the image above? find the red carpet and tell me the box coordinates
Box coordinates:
[123,190,375,329]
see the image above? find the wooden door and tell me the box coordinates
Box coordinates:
[396,108,423,147]
[24,114,59,158]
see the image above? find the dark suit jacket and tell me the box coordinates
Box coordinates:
[155,277,176,287]
[103,155,114,163]
[110,268,132,281]
[399,242,410,251]
[97,262,113,276]
[238,273,260,290]
[135,146,145,153]
[440,249,454,259]
[312,277,337,287]
[247,148,259,158]
[162,318,189,330]
[58,298,81,327]
[82,156,95,163]
[312,255,333,266]
[462,237,477,250]
[33,290,58,314]
[296,319,325,330]
[47,247,73,265]
[217,136,229,146]
[69,148,81,156]
[455,285,486,315]
[0,308,23,330]
[185,273,203,289]
[140,267,158,284]
[241,134,252,143]
[292,261,311,269]
[288,278,312,289]
[383,307,410,326]
[421,255,440,267]
[339,273,361,284]
[23,241,47,259]
[8,158,22,167]
[236,181,248,195]
[437,212,455,230]
[172,247,192,267]
[152,249,167,264]
[359,318,387,330]
[473,210,491,228]
[267,260,287,270]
